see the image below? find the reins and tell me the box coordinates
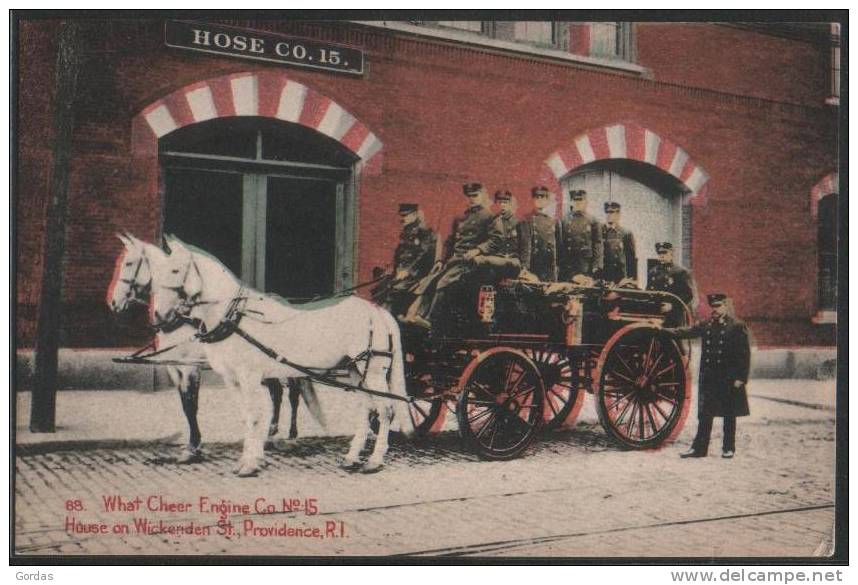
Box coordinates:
[116,261,412,404]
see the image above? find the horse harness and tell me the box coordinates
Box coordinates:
[119,258,411,404]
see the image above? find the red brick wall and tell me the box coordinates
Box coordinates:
[636,23,830,107]
[15,20,838,347]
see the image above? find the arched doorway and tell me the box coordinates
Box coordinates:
[132,71,384,298]
[160,117,358,298]
[561,159,691,281]
[541,123,709,283]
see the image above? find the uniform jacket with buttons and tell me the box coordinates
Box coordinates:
[487,211,523,259]
[559,211,603,280]
[443,204,497,261]
[519,211,561,281]
[669,314,751,417]
[646,262,695,307]
[601,224,637,283]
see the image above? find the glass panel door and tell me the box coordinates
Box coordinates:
[265,176,338,298]
[162,167,244,277]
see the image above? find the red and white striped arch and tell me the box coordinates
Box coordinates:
[131,70,383,173]
[810,172,839,218]
[538,123,710,200]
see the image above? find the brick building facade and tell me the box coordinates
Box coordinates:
[15,18,841,348]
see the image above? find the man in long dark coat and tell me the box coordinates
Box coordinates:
[472,190,523,280]
[646,241,696,326]
[519,186,561,282]
[600,201,637,285]
[372,203,437,318]
[559,189,603,282]
[406,182,496,329]
[668,293,751,458]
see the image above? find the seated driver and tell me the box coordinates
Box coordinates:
[404,182,497,329]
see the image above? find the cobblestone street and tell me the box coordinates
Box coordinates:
[14,379,837,558]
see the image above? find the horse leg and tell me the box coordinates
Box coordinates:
[286,379,301,439]
[264,378,284,440]
[237,379,273,478]
[342,394,370,470]
[363,366,394,472]
[176,367,203,464]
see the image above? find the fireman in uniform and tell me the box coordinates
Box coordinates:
[559,189,603,283]
[473,189,523,280]
[667,293,751,459]
[600,201,638,285]
[646,241,696,326]
[372,203,437,318]
[405,182,497,329]
[520,186,562,282]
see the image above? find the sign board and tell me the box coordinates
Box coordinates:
[165,20,365,76]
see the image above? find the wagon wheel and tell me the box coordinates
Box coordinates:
[595,326,689,449]
[525,348,583,430]
[457,348,545,460]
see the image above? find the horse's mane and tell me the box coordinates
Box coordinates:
[177,241,241,283]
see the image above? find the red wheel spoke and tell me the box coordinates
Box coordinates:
[474,409,499,438]
[644,350,664,381]
[468,406,495,425]
[507,381,536,402]
[625,400,638,435]
[613,350,637,377]
[548,387,571,404]
[605,388,636,411]
[546,395,560,416]
[644,402,659,436]
[614,390,639,425]
[608,370,638,386]
[652,362,677,380]
[642,338,656,377]
[651,399,672,422]
[653,389,678,405]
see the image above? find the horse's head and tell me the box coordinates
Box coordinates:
[107,232,154,313]
[150,235,204,327]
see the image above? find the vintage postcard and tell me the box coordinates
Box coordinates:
[11,13,845,561]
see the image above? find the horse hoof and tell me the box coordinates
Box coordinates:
[237,465,260,478]
[362,462,384,474]
[288,430,298,440]
[339,459,362,472]
[176,448,203,464]
[268,425,279,438]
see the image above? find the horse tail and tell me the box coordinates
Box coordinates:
[377,307,414,436]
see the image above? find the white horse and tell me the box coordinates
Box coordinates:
[107,234,323,463]
[148,235,413,476]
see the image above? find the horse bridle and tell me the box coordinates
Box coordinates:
[119,250,151,308]
[156,254,247,337]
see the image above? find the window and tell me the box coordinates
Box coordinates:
[513,21,555,46]
[589,22,633,60]
[160,118,358,298]
[366,21,643,72]
[829,23,840,103]
[817,193,837,312]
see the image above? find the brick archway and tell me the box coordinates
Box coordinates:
[131,70,383,173]
[538,123,710,200]
[810,172,839,217]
